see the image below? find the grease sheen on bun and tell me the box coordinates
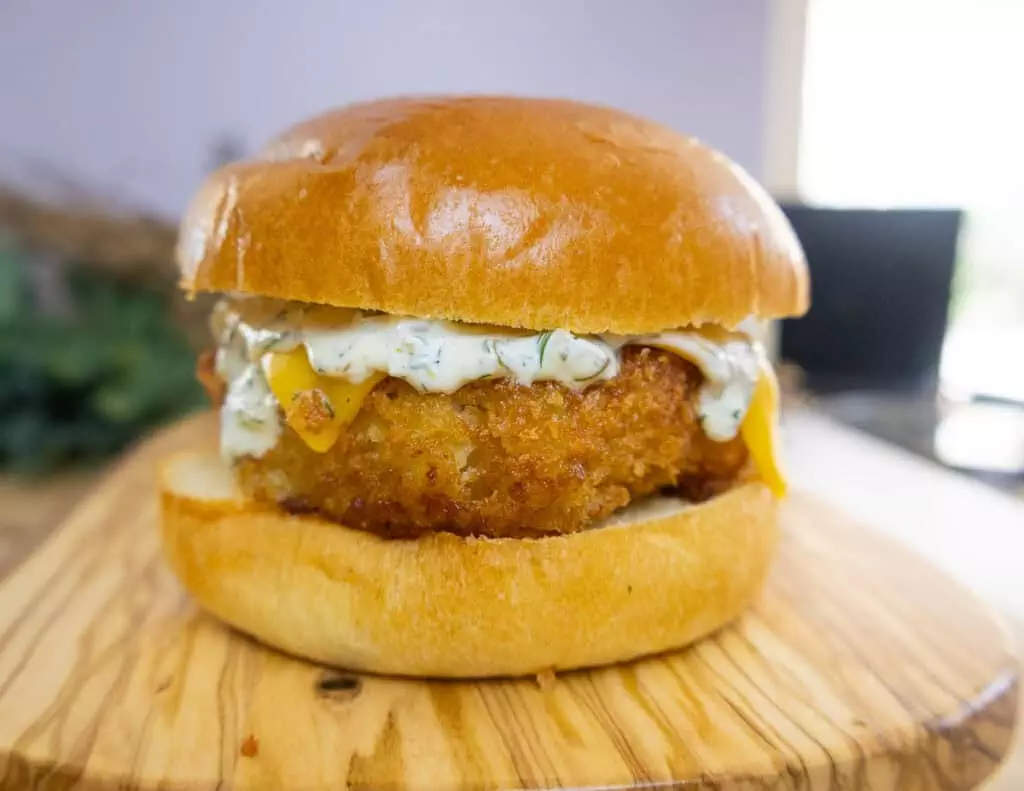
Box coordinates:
[178,96,808,334]
[161,453,779,678]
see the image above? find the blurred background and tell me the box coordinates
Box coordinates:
[0,0,1021,494]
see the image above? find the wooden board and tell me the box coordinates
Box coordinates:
[0,415,1017,791]
[0,471,101,579]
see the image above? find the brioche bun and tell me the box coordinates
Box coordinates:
[160,452,778,678]
[177,96,808,334]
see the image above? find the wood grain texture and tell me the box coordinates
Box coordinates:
[0,472,100,579]
[0,415,1017,791]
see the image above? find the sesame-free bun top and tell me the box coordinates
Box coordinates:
[178,96,808,334]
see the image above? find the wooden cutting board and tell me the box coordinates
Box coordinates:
[0,415,1017,791]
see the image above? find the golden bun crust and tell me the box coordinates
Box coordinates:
[160,452,779,678]
[178,96,808,334]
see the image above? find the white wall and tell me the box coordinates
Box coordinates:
[0,0,772,218]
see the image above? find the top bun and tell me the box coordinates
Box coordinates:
[178,96,808,334]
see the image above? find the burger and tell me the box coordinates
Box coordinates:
[161,96,809,678]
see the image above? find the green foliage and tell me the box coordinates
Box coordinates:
[0,238,205,473]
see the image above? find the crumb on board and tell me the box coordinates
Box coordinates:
[240,734,259,758]
[535,668,557,691]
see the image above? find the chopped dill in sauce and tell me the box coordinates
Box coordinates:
[213,299,763,460]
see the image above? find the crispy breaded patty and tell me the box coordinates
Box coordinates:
[230,347,750,538]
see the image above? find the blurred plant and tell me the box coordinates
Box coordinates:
[0,188,209,473]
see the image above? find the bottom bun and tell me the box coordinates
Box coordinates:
[159,453,779,678]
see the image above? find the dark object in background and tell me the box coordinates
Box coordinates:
[775,205,1024,491]
[778,206,962,395]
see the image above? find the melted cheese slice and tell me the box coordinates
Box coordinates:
[741,352,787,497]
[261,348,383,453]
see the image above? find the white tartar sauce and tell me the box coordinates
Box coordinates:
[212,300,762,460]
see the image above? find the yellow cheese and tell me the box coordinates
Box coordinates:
[261,348,383,453]
[741,352,787,498]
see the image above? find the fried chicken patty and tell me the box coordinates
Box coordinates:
[218,347,750,539]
